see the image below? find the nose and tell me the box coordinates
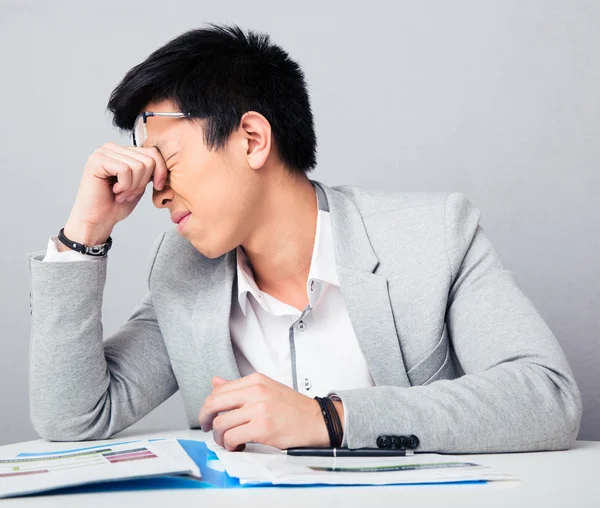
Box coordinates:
[152,184,174,209]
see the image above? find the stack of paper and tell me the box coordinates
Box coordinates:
[0,439,200,499]
[0,438,518,497]
[206,442,518,486]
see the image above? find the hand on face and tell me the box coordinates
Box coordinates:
[198,373,341,451]
[61,142,168,247]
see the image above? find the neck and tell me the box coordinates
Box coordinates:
[240,172,318,299]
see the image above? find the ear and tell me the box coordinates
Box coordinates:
[239,111,272,170]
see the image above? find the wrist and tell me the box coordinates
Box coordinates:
[62,219,113,248]
[313,396,344,448]
[331,400,345,433]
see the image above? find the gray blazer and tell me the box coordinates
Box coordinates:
[26,180,582,452]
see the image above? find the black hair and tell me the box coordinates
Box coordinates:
[107,23,317,174]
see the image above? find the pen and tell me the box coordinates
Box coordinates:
[282,447,414,457]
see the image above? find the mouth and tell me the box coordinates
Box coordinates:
[176,213,192,233]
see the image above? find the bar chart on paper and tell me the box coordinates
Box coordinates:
[0,440,197,499]
[0,445,159,478]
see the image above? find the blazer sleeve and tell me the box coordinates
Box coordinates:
[332,193,583,453]
[27,232,178,441]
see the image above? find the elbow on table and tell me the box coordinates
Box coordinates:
[30,407,116,442]
[537,373,583,451]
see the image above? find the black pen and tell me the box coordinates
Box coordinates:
[282,447,414,457]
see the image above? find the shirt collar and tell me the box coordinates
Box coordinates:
[235,182,340,317]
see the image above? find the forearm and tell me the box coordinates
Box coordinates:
[28,251,117,439]
[28,241,177,441]
[334,360,582,453]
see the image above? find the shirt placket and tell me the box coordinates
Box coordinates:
[288,278,322,391]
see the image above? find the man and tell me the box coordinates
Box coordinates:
[27,24,582,453]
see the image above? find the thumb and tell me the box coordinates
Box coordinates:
[211,375,229,387]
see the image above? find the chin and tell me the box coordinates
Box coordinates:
[189,237,228,260]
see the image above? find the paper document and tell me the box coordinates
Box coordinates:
[206,443,518,485]
[0,439,197,499]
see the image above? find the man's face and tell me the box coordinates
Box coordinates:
[145,99,261,259]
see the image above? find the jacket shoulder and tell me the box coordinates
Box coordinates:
[329,184,481,264]
[330,183,455,218]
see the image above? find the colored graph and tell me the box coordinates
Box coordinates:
[0,446,158,478]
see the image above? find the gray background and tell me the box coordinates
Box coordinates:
[0,0,597,446]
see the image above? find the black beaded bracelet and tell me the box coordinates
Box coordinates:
[315,396,343,448]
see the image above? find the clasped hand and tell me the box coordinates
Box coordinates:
[198,372,343,451]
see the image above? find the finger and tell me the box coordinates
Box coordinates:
[198,389,248,431]
[212,407,252,448]
[223,422,258,451]
[91,152,132,190]
[127,147,162,194]
[114,170,134,203]
[211,376,229,388]
[94,150,139,196]
[135,145,168,191]
[211,372,269,395]
[96,146,152,197]
[101,143,167,192]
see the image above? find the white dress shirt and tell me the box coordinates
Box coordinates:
[230,203,375,397]
[42,185,375,439]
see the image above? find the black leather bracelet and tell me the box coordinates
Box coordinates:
[315,396,343,448]
[322,397,343,447]
[315,397,335,447]
[57,228,113,257]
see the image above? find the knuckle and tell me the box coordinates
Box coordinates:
[89,151,103,163]
[256,400,270,414]
[115,161,130,173]
[145,154,157,167]
[204,394,215,411]
[141,146,161,161]
[136,152,154,167]
[223,431,235,449]
[261,419,273,435]
[131,161,145,172]
[252,384,267,398]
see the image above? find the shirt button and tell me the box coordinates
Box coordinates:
[304,378,312,390]
[310,280,315,291]
[298,320,306,331]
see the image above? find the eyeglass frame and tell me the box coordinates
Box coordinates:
[131,111,192,147]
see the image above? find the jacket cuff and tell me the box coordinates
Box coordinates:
[42,235,101,262]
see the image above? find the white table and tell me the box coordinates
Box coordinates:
[1,429,598,507]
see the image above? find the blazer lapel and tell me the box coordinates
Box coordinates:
[191,249,241,382]
[313,180,411,388]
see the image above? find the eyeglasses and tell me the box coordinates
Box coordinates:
[132,111,192,147]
